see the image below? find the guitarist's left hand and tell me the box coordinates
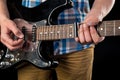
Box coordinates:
[75,12,105,45]
[75,0,115,45]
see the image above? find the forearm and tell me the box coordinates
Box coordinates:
[89,0,115,21]
[0,0,10,21]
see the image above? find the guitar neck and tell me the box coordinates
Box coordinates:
[35,20,120,41]
[97,20,120,37]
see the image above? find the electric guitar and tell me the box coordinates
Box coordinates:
[0,0,73,69]
[0,0,120,70]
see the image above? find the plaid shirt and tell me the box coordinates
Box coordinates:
[22,0,92,55]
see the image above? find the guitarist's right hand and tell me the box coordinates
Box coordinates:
[0,17,24,51]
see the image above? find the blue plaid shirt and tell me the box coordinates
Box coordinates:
[22,0,92,55]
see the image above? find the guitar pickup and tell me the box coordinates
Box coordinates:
[32,25,37,42]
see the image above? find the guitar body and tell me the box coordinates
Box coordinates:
[0,0,73,69]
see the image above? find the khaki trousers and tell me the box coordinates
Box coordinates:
[18,46,94,80]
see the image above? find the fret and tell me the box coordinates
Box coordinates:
[104,22,107,35]
[106,21,114,36]
[44,26,47,40]
[57,25,60,39]
[53,25,56,39]
[49,26,52,40]
[113,20,115,36]
[97,22,106,36]
[60,25,62,39]
[55,25,58,39]
[67,25,70,38]
[62,25,66,39]
[43,26,45,40]
[53,25,55,39]
[115,21,120,36]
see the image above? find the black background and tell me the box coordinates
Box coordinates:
[0,0,120,80]
[90,0,120,80]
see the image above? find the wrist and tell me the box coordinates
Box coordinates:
[0,15,10,24]
[88,10,104,21]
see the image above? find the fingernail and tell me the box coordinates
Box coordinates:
[18,32,24,39]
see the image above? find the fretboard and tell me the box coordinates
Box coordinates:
[97,20,120,36]
[36,23,77,40]
[35,20,120,41]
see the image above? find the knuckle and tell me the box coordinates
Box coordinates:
[86,39,92,43]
